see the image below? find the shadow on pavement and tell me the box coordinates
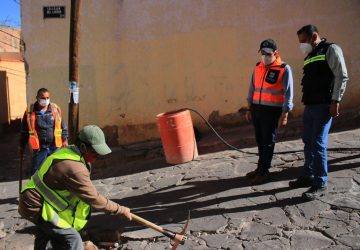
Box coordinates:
[1,120,359,182]
[328,153,360,165]
[89,148,360,181]
[87,156,359,234]
[15,225,37,235]
[0,197,18,205]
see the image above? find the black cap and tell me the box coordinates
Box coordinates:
[259,39,277,53]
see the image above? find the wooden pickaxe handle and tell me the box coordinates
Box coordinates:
[19,152,24,194]
[130,213,186,246]
[131,213,163,232]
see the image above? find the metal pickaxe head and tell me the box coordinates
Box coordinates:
[170,210,190,250]
[130,210,190,249]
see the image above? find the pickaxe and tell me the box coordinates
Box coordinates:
[130,211,190,249]
[19,150,24,194]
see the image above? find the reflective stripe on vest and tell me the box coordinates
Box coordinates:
[51,103,63,147]
[26,103,63,149]
[252,57,285,107]
[32,173,68,211]
[21,147,90,231]
[26,104,40,149]
[254,87,284,95]
[304,54,326,66]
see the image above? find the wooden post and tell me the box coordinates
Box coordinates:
[68,0,81,143]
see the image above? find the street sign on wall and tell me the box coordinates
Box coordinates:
[43,6,65,19]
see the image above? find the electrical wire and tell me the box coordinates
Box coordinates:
[0,29,21,40]
[185,108,360,155]
[184,108,257,155]
[119,108,257,155]
[115,108,360,156]
[0,40,19,49]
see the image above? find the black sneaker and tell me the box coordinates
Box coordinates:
[302,186,327,201]
[289,176,313,188]
[250,174,270,185]
[246,170,258,179]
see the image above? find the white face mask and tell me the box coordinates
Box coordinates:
[300,43,313,55]
[261,55,275,65]
[39,98,50,107]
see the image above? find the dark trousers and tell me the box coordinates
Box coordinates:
[31,147,59,175]
[252,105,282,175]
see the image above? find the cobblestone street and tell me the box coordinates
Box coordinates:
[0,128,359,249]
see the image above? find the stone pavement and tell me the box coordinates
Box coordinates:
[0,128,359,249]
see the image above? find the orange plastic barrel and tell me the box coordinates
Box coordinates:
[156,109,198,164]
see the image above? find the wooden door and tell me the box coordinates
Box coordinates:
[0,71,10,134]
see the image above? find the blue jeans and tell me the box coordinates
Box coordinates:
[34,218,83,250]
[252,105,282,175]
[31,147,59,175]
[302,104,332,187]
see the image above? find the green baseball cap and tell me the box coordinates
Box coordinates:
[78,125,112,155]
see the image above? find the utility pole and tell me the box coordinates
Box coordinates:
[68,0,81,143]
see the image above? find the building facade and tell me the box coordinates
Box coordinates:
[0,26,22,52]
[21,0,360,144]
[0,26,26,134]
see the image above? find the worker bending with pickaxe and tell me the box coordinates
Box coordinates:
[18,125,131,250]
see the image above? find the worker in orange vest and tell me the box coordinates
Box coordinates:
[245,39,294,185]
[19,88,68,175]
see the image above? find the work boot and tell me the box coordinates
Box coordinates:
[83,241,99,250]
[289,176,313,188]
[246,169,258,179]
[250,174,270,185]
[302,186,327,201]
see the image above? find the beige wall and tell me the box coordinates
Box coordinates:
[21,0,360,144]
[0,57,26,121]
[0,26,22,52]
[0,27,26,134]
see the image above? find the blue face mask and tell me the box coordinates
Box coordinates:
[39,98,50,107]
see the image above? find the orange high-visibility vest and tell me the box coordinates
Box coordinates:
[252,56,286,107]
[26,103,63,149]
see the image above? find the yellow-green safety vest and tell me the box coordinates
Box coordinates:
[21,146,91,231]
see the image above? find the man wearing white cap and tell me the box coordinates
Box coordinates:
[19,125,131,249]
